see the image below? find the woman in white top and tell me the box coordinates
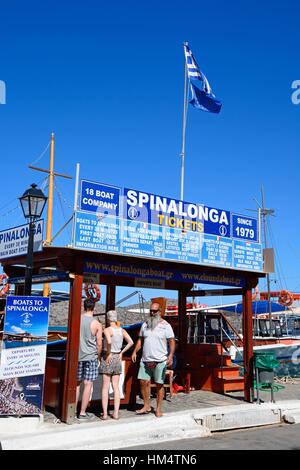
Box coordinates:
[99,310,133,420]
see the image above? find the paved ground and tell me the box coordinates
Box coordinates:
[44,379,300,424]
[123,423,300,450]
[2,382,299,450]
[44,388,243,423]
[230,378,300,402]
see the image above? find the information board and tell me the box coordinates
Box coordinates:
[0,220,44,260]
[75,212,120,253]
[74,180,263,272]
[0,296,50,415]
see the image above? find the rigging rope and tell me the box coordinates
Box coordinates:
[0,176,48,219]
[53,178,72,240]
[29,141,50,167]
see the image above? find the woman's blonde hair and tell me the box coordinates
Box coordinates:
[106,310,121,326]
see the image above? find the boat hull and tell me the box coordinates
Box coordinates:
[232,341,300,378]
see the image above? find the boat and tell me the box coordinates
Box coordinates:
[161,298,300,378]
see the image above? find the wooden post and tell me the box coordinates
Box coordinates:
[15,284,25,296]
[105,284,116,311]
[178,289,192,393]
[178,289,187,353]
[105,285,116,326]
[61,273,83,423]
[242,286,254,402]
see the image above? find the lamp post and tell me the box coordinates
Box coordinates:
[19,183,47,295]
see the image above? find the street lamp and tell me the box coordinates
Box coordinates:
[19,183,47,295]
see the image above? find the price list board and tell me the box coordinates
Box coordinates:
[122,220,164,258]
[201,234,233,268]
[164,228,201,263]
[74,212,120,254]
[233,240,263,271]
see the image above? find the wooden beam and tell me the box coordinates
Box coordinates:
[106,285,116,312]
[61,273,83,423]
[28,166,73,179]
[178,289,187,353]
[242,286,254,403]
[105,285,116,326]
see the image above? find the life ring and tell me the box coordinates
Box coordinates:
[84,284,101,302]
[252,286,259,301]
[0,274,10,297]
[278,290,294,307]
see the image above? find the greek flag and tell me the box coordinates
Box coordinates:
[184,44,222,114]
[184,44,202,81]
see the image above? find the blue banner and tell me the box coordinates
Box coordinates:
[233,240,263,271]
[122,220,164,258]
[73,180,263,273]
[80,180,120,216]
[0,296,50,415]
[124,188,231,238]
[0,220,44,261]
[232,214,258,242]
[74,212,120,253]
[84,260,246,287]
[201,234,233,268]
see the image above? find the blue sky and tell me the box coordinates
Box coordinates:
[0,0,300,305]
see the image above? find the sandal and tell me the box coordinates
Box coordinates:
[100,415,109,420]
[135,409,151,415]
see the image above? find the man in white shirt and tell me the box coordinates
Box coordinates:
[132,302,175,417]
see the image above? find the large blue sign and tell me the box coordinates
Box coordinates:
[84,260,247,287]
[0,296,50,415]
[232,214,258,242]
[80,180,120,216]
[201,234,233,268]
[122,220,164,258]
[124,188,231,238]
[233,240,263,271]
[0,220,44,261]
[74,180,263,273]
[74,212,120,253]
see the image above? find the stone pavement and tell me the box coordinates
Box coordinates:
[1,381,299,450]
[43,379,300,424]
[44,388,243,424]
[124,423,300,450]
[229,379,300,402]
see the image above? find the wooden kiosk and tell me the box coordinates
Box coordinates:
[1,245,265,423]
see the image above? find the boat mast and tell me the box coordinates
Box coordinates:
[29,132,72,297]
[260,186,275,335]
[43,133,55,297]
[45,132,55,250]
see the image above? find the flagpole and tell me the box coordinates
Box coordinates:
[180,42,189,201]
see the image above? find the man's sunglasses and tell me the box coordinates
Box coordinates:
[150,309,160,313]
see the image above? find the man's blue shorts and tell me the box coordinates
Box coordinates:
[77,359,99,382]
[138,361,167,384]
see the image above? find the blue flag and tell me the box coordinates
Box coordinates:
[184,44,222,114]
[189,81,222,114]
